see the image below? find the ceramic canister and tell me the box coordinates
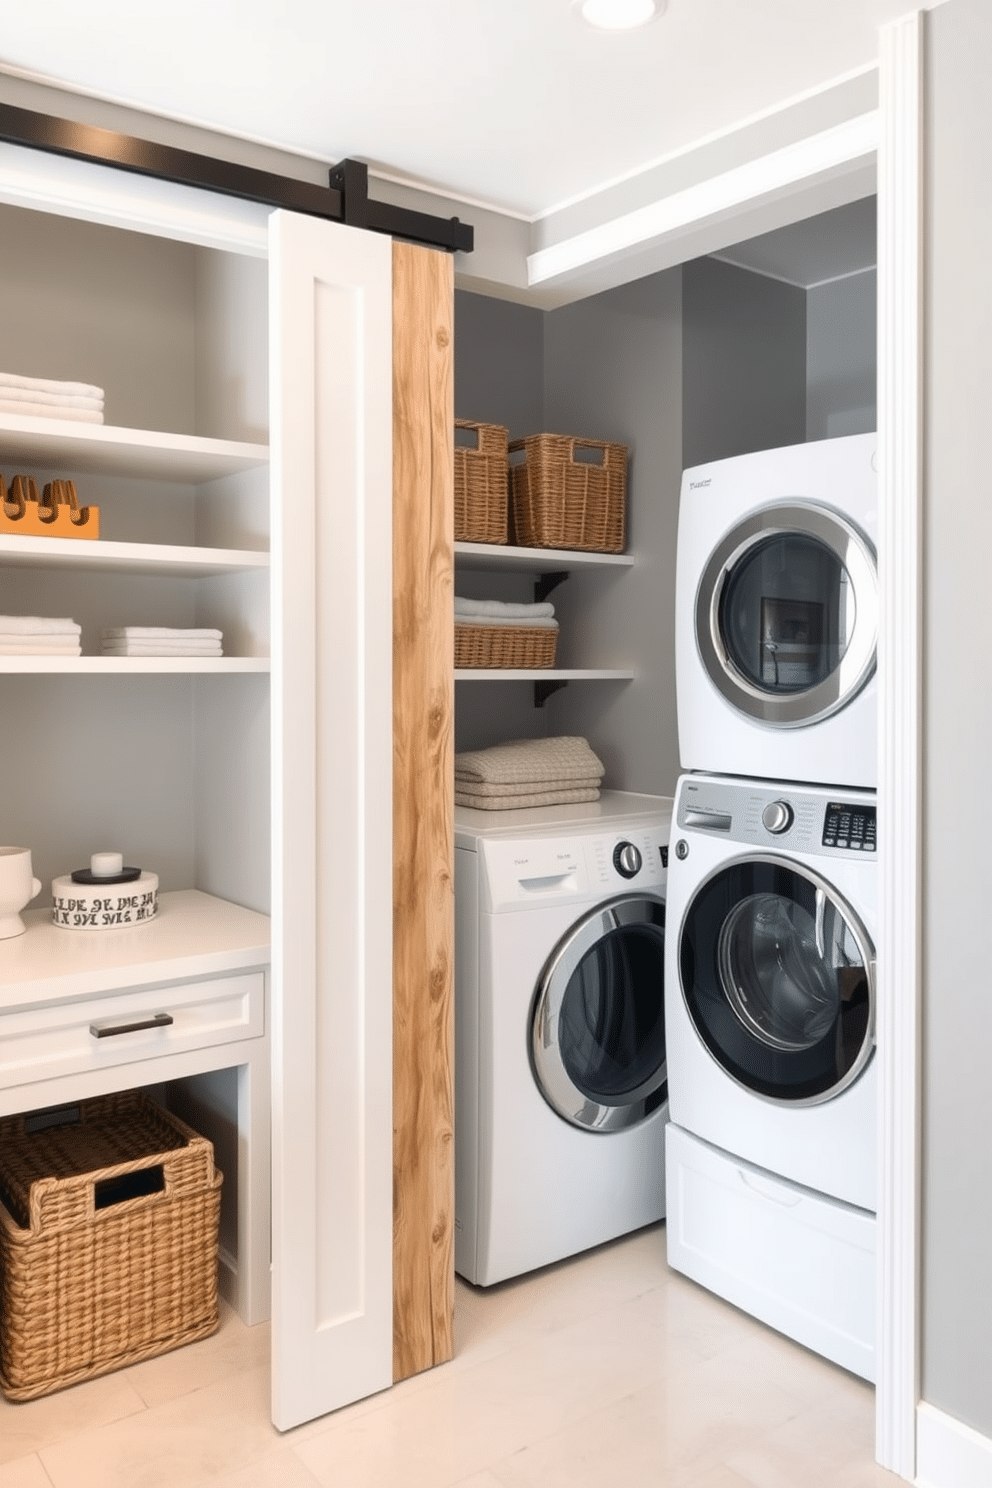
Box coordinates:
[51,851,158,930]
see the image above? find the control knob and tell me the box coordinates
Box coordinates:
[613,841,642,879]
[761,800,794,835]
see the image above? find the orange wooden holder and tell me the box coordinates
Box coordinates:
[0,474,100,540]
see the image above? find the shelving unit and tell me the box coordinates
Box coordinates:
[454,540,636,704]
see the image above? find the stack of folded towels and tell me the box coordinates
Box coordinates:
[455,735,605,811]
[0,372,105,425]
[0,615,81,656]
[454,595,558,631]
[100,627,224,658]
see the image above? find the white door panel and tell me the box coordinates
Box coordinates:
[269,209,393,1431]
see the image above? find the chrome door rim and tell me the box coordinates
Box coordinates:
[678,853,876,1107]
[695,501,878,727]
[530,893,666,1133]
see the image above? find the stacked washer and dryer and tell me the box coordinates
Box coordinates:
[666,432,880,1381]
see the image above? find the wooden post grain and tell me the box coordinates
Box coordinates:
[391,239,455,1381]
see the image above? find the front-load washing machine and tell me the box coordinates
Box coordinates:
[664,772,877,1379]
[676,431,877,788]
[455,791,673,1287]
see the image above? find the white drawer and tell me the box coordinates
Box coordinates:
[0,970,265,1093]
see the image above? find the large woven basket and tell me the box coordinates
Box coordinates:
[0,1091,222,1401]
[454,419,509,544]
[509,433,628,552]
[455,622,558,669]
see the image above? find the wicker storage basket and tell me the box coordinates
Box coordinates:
[454,419,509,544]
[455,622,558,669]
[0,1091,222,1401]
[509,433,628,552]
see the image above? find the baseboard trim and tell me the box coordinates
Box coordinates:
[917,1403,992,1488]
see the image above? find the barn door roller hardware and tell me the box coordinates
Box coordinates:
[0,102,474,254]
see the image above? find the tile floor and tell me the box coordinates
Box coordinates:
[0,1224,900,1488]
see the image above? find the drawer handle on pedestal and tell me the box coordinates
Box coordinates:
[89,1012,174,1039]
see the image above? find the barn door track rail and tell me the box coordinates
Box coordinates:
[0,102,474,254]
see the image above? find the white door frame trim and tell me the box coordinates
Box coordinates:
[875,11,923,1480]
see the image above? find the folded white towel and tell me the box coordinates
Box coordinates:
[101,643,223,656]
[0,641,81,656]
[101,627,224,641]
[455,736,606,786]
[0,386,103,410]
[455,597,555,620]
[455,787,601,811]
[0,399,104,424]
[455,615,559,630]
[0,616,81,636]
[0,371,105,400]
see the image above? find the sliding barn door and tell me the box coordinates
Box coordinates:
[269,209,394,1430]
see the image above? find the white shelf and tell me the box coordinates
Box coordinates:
[0,657,269,673]
[0,534,268,577]
[0,889,270,1012]
[455,541,633,573]
[455,668,636,682]
[0,412,268,483]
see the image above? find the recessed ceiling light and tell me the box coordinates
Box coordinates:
[575,0,666,31]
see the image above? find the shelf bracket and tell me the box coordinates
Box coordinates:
[535,571,569,604]
[534,678,568,708]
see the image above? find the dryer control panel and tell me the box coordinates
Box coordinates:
[822,801,877,852]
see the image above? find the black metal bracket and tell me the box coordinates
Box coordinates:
[328,157,472,253]
[535,571,569,604]
[534,678,568,708]
[0,102,473,255]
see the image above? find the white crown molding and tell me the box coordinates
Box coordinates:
[874,9,923,1481]
[526,111,877,287]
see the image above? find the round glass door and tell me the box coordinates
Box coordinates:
[531,895,666,1133]
[679,856,874,1105]
[696,502,877,728]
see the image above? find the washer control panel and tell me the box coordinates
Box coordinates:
[676,775,876,860]
[822,801,877,852]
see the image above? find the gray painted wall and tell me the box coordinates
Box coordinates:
[807,268,877,440]
[922,0,992,1438]
[542,272,683,798]
[681,256,807,469]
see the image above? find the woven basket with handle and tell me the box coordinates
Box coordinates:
[0,1090,222,1401]
[453,418,509,544]
[509,433,627,552]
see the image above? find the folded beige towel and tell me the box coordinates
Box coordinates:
[0,371,105,399]
[456,776,602,800]
[455,786,601,811]
[101,643,222,656]
[0,399,104,424]
[455,736,605,786]
[0,616,81,635]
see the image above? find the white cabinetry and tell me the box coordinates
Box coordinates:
[0,146,393,1431]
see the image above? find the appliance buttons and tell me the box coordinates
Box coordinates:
[675,839,689,860]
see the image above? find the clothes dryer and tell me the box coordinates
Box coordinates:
[454,791,672,1287]
[676,432,877,787]
[664,772,877,1379]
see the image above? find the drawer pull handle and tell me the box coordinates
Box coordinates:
[89,1012,174,1039]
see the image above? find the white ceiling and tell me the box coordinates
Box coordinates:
[0,1,946,222]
